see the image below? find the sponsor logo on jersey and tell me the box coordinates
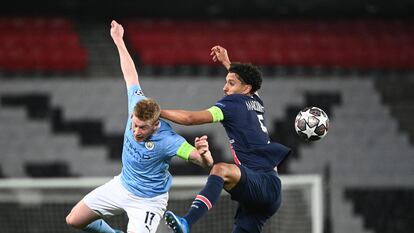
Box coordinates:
[145,141,155,150]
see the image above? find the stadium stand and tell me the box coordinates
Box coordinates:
[123,19,414,70]
[287,77,414,233]
[374,74,414,144]
[345,189,414,233]
[0,14,413,233]
[1,76,413,233]
[0,17,87,73]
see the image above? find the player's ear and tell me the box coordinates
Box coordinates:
[242,84,252,95]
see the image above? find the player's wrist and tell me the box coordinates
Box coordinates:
[223,61,231,70]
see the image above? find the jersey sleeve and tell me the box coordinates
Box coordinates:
[127,85,146,115]
[211,95,239,122]
[164,132,195,161]
[207,106,224,123]
[176,141,196,161]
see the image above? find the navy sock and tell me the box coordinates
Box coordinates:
[184,175,224,227]
[83,219,117,233]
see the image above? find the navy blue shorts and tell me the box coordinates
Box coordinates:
[228,165,282,233]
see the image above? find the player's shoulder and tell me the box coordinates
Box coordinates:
[153,120,185,147]
[216,94,244,107]
[156,120,184,140]
[220,94,244,101]
[158,119,174,133]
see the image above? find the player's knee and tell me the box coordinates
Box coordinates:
[66,214,74,227]
[210,162,230,178]
[65,214,82,229]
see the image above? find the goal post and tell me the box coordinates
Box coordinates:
[0,175,322,233]
[281,175,323,233]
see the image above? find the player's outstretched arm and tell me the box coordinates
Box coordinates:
[188,135,214,169]
[210,45,231,70]
[110,20,139,88]
[161,109,213,125]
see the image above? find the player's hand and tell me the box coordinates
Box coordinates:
[195,135,214,167]
[210,45,231,70]
[110,20,124,46]
[195,135,209,155]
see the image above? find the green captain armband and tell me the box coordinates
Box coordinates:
[207,106,224,123]
[176,141,195,161]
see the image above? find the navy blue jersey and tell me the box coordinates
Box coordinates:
[213,94,290,172]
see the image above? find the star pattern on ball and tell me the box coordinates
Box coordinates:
[295,107,329,141]
[302,110,320,136]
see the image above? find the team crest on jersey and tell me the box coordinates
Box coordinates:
[145,141,155,150]
[134,90,144,96]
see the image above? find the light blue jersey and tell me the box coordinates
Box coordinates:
[120,85,192,198]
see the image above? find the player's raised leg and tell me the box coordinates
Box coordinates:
[165,163,241,232]
[66,200,123,233]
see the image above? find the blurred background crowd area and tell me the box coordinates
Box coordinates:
[0,1,414,233]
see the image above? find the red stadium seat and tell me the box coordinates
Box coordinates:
[0,17,86,72]
[122,19,414,70]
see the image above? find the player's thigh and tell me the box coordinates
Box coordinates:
[229,166,281,208]
[124,193,168,233]
[66,200,100,228]
[83,176,126,217]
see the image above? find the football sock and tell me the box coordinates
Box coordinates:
[184,175,224,228]
[83,219,117,233]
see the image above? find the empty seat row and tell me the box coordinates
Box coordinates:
[124,19,414,70]
[0,32,81,48]
[0,17,87,72]
[131,41,414,68]
[128,31,414,49]
[0,47,87,71]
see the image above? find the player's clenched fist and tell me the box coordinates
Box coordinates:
[195,135,213,167]
[195,135,209,155]
[110,20,124,45]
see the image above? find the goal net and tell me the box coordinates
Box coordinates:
[0,175,322,233]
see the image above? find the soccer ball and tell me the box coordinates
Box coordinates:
[295,107,329,141]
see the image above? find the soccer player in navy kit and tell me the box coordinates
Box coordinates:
[163,45,291,233]
[65,20,213,233]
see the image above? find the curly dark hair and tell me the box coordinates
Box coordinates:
[228,63,262,93]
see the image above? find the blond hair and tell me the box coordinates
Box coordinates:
[133,98,161,123]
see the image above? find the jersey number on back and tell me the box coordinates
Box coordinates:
[257,114,268,133]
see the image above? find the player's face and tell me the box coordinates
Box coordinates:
[131,115,159,142]
[223,73,251,96]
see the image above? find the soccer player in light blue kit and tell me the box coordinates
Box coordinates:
[65,20,214,233]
